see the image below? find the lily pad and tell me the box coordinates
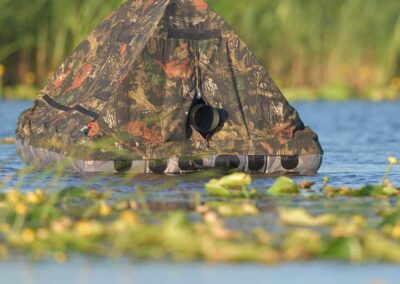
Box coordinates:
[279,208,337,226]
[355,185,398,197]
[268,177,299,195]
[205,173,252,197]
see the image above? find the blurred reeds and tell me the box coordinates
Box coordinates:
[1,0,400,100]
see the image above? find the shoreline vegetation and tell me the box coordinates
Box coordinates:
[1,85,399,102]
[0,138,399,263]
[1,0,400,101]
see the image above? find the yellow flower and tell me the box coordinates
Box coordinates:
[392,225,400,239]
[75,221,102,237]
[99,201,112,217]
[119,211,138,225]
[37,229,49,240]
[75,221,91,237]
[35,189,44,200]
[21,228,35,244]
[50,217,72,234]
[6,189,20,204]
[15,203,28,216]
[26,189,44,205]
[0,65,5,76]
[351,215,366,227]
[388,156,398,165]
[26,192,41,205]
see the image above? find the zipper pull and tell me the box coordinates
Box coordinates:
[196,86,202,99]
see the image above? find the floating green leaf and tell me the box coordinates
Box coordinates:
[206,201,259,217]
[355,185,398,197]
[58,187,89,199]
[323,237,363,262]
[279,208,337,227]
[268,177,299,195]
[205,173,253,197]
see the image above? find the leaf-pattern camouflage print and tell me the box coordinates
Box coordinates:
[16,0,323,163]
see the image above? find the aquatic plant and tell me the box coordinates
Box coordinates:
[0,181,399,263]
[205,173,255,198]
[383,156,399,184]
[0,64,4,98]
[1,0,400,99]
[0,137,15,145]
[0,155,397,263]
[268,177,299,195]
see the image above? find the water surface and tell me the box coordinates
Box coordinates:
[1,261,398,284]
[2,100,399,190]
[1,100,400,283]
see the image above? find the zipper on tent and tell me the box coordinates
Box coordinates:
[194,49,203,100]
[193,47,212,148]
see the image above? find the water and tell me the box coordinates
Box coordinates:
[0,261,399,284]
[299,101,400,187]
[1,100,400,283]
[2,100,399,190]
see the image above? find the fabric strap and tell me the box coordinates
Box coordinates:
[42,95,99,119]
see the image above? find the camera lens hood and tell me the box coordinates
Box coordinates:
[189,104,220,134]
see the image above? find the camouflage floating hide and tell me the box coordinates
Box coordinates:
[16,0,323,174]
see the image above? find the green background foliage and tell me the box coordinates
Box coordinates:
[1,0,400,100]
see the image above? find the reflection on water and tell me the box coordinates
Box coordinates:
[1,100,400,281]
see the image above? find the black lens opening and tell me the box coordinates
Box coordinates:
[190,104,220,134]
[194,105,214,132]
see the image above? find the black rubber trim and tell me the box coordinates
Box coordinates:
[215,155,240,170]
[42,95,71,112]
[281,155,299,170]
[114,160,133,173]
[75,105,99,119]
[167,29,222,40]
[248,155,266,172]
[149,159,168,174]
[42,95,99,119]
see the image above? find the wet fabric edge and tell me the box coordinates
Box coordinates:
[17,129,323,160]
[16,139,322,174]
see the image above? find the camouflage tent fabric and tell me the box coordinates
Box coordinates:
[15,0,323,173]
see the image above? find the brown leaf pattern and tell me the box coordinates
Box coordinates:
[16,0,323,162]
